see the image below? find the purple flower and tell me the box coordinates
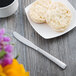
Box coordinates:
[0,28,13,66]
[0,35,3,42]
[0,43,3,51]
[0,45,2,51]
[2,58,13,66]
[4,44,13,53]
[0,28,5,35]
[0,59,2,64]
[3,37,10,42]
[5,53,13,59]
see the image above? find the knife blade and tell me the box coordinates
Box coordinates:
[13,32,67,69]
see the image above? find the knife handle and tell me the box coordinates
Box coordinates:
[13,32,67,69]
[31,45,67,69]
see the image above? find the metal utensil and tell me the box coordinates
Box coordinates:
[13,32,67,69]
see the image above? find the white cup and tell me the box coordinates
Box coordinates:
[0,0,19,18]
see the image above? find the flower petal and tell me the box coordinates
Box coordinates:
[2,58,13,66]
[0,28,5,35]
[3,37,10,42]
[4,45,13,53]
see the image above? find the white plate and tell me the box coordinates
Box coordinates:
[25,0,76,39]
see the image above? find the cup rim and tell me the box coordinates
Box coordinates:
[0,0,16,9]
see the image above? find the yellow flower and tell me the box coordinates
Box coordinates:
[0,65,6,76]
[3,59,29,76]
[0,59,29,76]
[0,73,6,76]
[0,65,3,72]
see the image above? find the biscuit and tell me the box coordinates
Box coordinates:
[29,0,51,23]
[45,2,72,32]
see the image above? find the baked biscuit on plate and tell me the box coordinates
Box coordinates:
[46,2,72,32]
[25,0,76,39]
[29,0,51,23]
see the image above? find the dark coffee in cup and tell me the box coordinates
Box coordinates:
[0,0,14,7]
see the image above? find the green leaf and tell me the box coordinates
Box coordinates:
[0,50,6,59]
[15,54,19,59]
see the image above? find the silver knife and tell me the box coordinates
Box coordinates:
[13,32,67,69]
